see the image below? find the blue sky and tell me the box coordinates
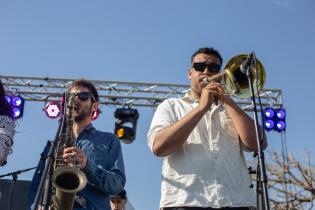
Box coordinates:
[0,1,314,210]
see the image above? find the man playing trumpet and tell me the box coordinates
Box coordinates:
[147,47,267,210]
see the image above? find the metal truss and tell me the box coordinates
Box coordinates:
[1,75,283,111]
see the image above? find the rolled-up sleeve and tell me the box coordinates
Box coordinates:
[147,99,175,153]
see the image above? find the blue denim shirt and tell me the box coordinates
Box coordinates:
[28,124,126,210]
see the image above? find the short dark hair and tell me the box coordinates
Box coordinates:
[68,79,99,102]
[0,79,13,117]
[111,189,127,199]
[191,47,223,66]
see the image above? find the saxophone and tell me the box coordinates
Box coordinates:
[50,93,87,210]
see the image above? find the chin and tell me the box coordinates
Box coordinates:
[200,83,207,88]
[74,116,84,122]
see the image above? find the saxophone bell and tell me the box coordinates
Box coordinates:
[51,166,87,210]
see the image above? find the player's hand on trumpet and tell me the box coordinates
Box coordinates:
[198,82,225,112]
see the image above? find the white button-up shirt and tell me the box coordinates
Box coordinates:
[147,94,256,208]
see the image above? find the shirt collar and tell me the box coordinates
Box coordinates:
[182,91,222,111]
[182,91,199,103]
[79,123,96,137]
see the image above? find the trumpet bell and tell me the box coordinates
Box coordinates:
[223,54,266,98]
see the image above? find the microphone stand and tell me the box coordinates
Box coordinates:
[31,94,66,210]
[0,167,37,210]
[244,52,270,210]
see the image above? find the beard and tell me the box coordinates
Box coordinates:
[190,78,206,95]
[73,103,93,122]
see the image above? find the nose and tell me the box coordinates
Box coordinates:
[203,67,218,76]
[72,97,79,104]
[201,67,211,75]
[73,96,82,106]
[74,94,82,101]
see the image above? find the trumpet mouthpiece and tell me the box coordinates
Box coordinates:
[202,77,209,83]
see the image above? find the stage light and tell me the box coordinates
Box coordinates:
[5,94,25,119]
[44,101,61,119]
[263,108,286,132]
[114,108,139,144]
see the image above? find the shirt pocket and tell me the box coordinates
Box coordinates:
[219,113,238,139]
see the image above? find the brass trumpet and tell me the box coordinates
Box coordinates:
[202,54,266,99]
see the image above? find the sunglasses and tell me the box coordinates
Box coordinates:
[192,62,221,73]
[72,92,96,102]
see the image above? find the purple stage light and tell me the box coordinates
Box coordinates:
[4,95,25,119]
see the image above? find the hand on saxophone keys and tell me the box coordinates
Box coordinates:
[63,147,87,170]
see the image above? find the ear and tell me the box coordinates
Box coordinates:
[92,102,99,112]
[188,68,193,80]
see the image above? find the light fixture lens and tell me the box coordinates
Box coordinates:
[264,108,274,118]
[12,96,22,106]
[116,128,125,138]
[12,108,21,118]
[276,121,286,130]
[44,102,61,119]
[265,120,274,129]
[276,109,286,119]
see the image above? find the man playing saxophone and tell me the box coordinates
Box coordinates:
[28,79,126,210]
